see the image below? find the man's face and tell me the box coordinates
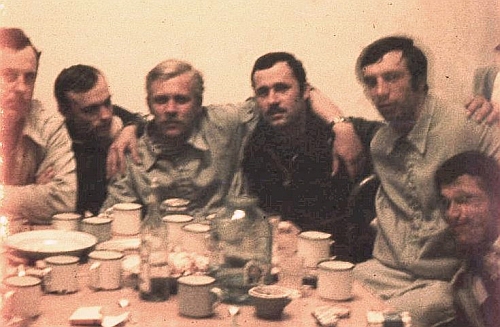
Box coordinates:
[361,50,421,127]
[440,174,496,248]
[148,73,201,140]
[252,61,308,130]
[65,74,113,140]
[0,46,37,121]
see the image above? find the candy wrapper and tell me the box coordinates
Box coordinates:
[366,310,412,327]
[312,305,350,327]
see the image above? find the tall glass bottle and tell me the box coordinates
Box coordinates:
[139,177,170,301]
[210,195,273,303]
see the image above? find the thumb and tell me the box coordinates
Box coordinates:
[331,155,340,177]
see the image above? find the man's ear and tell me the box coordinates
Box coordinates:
[303,83,312,101]
[58,105,69,118]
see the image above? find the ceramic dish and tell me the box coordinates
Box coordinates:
[4,229,97,260]
[96,237,140,252]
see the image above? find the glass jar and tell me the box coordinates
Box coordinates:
[209,195,272,303]
[139,178,171,301]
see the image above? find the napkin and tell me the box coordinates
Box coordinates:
[69,306,103,325]
[312,305,350,327]
[69,307,130,327]
[101,312,130,327]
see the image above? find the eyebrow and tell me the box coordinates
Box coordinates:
[79,96,112,111]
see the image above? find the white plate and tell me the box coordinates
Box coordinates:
[4,229,97,260]
[96,238,140,252]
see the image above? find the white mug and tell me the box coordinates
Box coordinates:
[52,212,82,231]
[2,275,42,318]
[161,198,190,215]
[107,203,142,236]
[317,260,355,300]
[88,250,123,290]
[162,214,194,248]
[43,255,79,294]
[181,223,211,254]
[297,231,334,268]
[80,217,112,243]
[177,275,221,318]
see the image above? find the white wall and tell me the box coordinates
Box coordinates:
[1,0,498,120]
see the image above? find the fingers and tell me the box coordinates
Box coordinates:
[464,95,499,125]
[117,145,127,176]
[106,146,119,179]
[488,102,500,126]
[331,155,340,177]
[129,137,141,165]
[106,125,141,179]
[464,95,475,118]
[36,166,55,185]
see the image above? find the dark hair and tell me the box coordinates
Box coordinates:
[251,52,307,95]
[54,65,101,115]
[435,151,500,199]
[0,27,41,61]
[356,36,428,92]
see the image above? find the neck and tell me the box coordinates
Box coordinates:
[149,123,188,151]
[274,112,307,147]
[1,117,25,148]
[392,93,427,136]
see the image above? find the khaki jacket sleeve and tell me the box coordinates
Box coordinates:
[2,106,77,224]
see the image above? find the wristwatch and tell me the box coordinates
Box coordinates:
[329,116,350,128]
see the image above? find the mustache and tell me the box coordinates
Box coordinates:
[159,118,182,125]
[266,105,286,116]
[97,120,112,130]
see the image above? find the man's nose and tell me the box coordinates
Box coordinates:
[99,105,113,120]
[164,99,179,113]
[374,80,390,97]
[446,201,461,224]
[267,89,280,105]
[13,76,30,93]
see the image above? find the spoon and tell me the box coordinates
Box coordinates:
[229,305,240,327]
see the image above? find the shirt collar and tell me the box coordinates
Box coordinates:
[383,96,434,156]
[142,120,209,171]
[21,100,46,147]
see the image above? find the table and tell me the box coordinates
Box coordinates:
[30,276,385,327]
[2,226,387,327]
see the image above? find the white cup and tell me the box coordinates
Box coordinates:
[162,214,194,248]
[177,275,221,318]
[88,250,123,290]
[107,203,142,236]
[52,212,82,231]
[43,255,79,294]
[181,223,211,254]
[317,260,355,300]
[2,275,42,318]
[161,198,190,214]
[297,231,334,268]
[80,217,112,243]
